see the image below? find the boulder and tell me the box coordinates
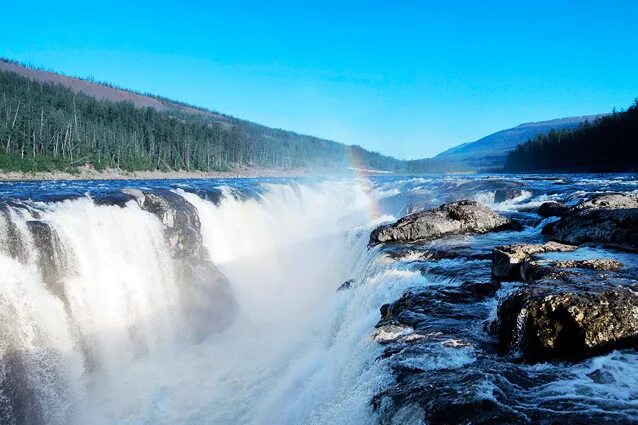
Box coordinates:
[543,193,638,249]
[537,201,567,218]
[491,242,576,280]
[494,282,638,362]
[370,200,516,244]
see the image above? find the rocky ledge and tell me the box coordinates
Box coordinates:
[542,193,638,249]
[370,200,517,244]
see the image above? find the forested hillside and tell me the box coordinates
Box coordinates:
[504,100,638,172]
[0,62,428,173]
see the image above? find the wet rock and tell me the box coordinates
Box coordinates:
[491,242,576,280]
[26,221,73,304]
[543,193,638,250]
[0,207,29,263]
[123,189,202,259]
[494,188,524,203]
[537,201,567,218]
[370,200,516,245]
[494,282,638,362]
[337,279,354,291]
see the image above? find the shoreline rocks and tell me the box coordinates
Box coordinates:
[370,200,517,245]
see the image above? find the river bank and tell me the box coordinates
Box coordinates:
[0,164,317,181]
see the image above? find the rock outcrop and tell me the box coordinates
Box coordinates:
[370,200,516,244]
[491,242,576,280]
[494,282,638,362]
[542,193,638,249]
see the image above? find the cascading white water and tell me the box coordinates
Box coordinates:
[0,179,418,425]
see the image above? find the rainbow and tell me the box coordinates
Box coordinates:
[346,146,385,221]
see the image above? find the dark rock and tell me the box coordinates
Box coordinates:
[26,221,73,304]
[537,201,567,218]
[543,193,638,250]
[370,200,515,245]
[494,188,524,203]
[491,242,576,280]
[0,207,29,263]
[337,279,354,291]
[494,282,638,362]
[92,191,136,207]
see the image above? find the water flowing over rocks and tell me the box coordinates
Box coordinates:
[370,200,516,244]
[124,188,237,335]
[543,193,638,249]
[494,187,524,203]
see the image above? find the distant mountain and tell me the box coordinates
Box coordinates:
[435,115,606,170]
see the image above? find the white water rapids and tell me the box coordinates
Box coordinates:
[0,180,418,425]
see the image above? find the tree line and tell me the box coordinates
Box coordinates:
[504,100,638,172]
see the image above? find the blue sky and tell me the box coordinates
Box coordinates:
[1,1,637,158]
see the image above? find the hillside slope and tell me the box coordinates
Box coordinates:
[0,59,413,173]
[435,115,604,170]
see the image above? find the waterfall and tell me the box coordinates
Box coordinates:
[0,179,412,425]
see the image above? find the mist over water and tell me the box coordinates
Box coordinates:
[0,179,413,425]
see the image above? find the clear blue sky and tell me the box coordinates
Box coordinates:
[1,1,637,159]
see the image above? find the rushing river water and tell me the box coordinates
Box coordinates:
[0,174,636,425]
